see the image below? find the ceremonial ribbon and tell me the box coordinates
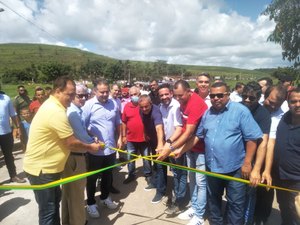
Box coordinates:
[0,146,299,194]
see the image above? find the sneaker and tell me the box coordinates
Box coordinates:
[151,192,165,204]
[87,204,100,218]
[187,215,204,225]
[144,182,155,191]
[178,207,195,220]
[123,175,136,184]
[164,203,181,216]
[100,196,118,209]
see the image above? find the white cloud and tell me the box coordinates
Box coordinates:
[0,0,291,69]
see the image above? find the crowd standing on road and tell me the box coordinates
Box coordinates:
[0,73,299,225]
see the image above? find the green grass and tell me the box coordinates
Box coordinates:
[1,83,50,99]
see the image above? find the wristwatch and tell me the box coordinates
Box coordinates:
[166,139,173,144]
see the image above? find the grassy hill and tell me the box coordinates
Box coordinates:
[0,43,116,73]
[0,43,274,89]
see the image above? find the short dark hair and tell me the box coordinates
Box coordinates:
[35,87,44,94]
[93,78,109,88]
[17,85,25,89]
[158,83,172,91]
[257,77,273,87]
[211,82,230,92]
[174,80,190,90]
[197,72,211,81]
[288,87,300,101]
[150,79,158,84]
[53,76,75,92]
[265,85,287,103]
[243,81,262,99]
[235,82,245,90]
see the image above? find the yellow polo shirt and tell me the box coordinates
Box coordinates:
[23,95,73,176]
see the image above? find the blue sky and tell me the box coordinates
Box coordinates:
[0,0,291,69]
[225,0,272,20]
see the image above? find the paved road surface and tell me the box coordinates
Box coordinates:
[0,148,282,225]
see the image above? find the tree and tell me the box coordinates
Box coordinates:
[41,63,72,82]
[263,0,300,67]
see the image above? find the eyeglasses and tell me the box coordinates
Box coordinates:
[242,95,256,102]
[209,93,227,99]
[76,94,89,99]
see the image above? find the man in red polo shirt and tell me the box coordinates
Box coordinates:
[29,87,46,116]
[121,86,152,185]
[158,80,207,225]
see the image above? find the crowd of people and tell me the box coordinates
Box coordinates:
[0,73,299,225]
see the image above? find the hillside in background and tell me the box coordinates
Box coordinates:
[0,43,115,73]
[0,43,272,81]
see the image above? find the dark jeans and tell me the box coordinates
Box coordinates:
[169,154,187,207]
[274,179,300,225]
[26,172,61,225]
[0,132,17,178]
[86,153,116,205]
[126,141,151,177]
[254,187,274,223]
[206,168,246,225]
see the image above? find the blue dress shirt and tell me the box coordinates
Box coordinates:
[82,96,121,156]
[196,101,263,173]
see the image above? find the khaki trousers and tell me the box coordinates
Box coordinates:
[61,154,87,225]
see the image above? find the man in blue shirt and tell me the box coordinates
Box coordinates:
[174,82,262,225]
[62,84,94,225]
[82,79,122,218]
[0,91,25,183]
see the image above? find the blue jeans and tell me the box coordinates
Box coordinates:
[126,141,151,177]
[169,154,187,207]
[26,172,61,225]
[186,151,206,218]
[206,168,246,225]
[244,186,256,224]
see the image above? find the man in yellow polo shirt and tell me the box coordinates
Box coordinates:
[23,76,101,225]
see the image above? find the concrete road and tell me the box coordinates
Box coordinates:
[0,148,282,225]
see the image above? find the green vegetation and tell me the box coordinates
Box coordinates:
[0,43,275,85]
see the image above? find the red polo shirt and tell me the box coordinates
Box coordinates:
[122,102,145,142]
[181,92,208,153]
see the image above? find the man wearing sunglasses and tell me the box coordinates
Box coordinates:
[61,84,92,225]
[173,82,262,225]
[241,82,271,225]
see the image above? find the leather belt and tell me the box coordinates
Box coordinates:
[70,152,86,156]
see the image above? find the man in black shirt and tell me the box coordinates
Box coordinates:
[273,87,300,225]
[241,81,271,225]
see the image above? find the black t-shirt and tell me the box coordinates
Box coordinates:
[252,104,271,134]
[274,111,300,180]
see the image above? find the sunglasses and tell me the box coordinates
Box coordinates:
[76,94,89,99]
[242,95,256,102]
[209,93,227,99]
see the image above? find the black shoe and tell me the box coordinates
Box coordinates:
[123,175,136,184]
[10,176,26,183]
[151,192,165,204]
[164,203,181,216]
[110,186,120,194]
